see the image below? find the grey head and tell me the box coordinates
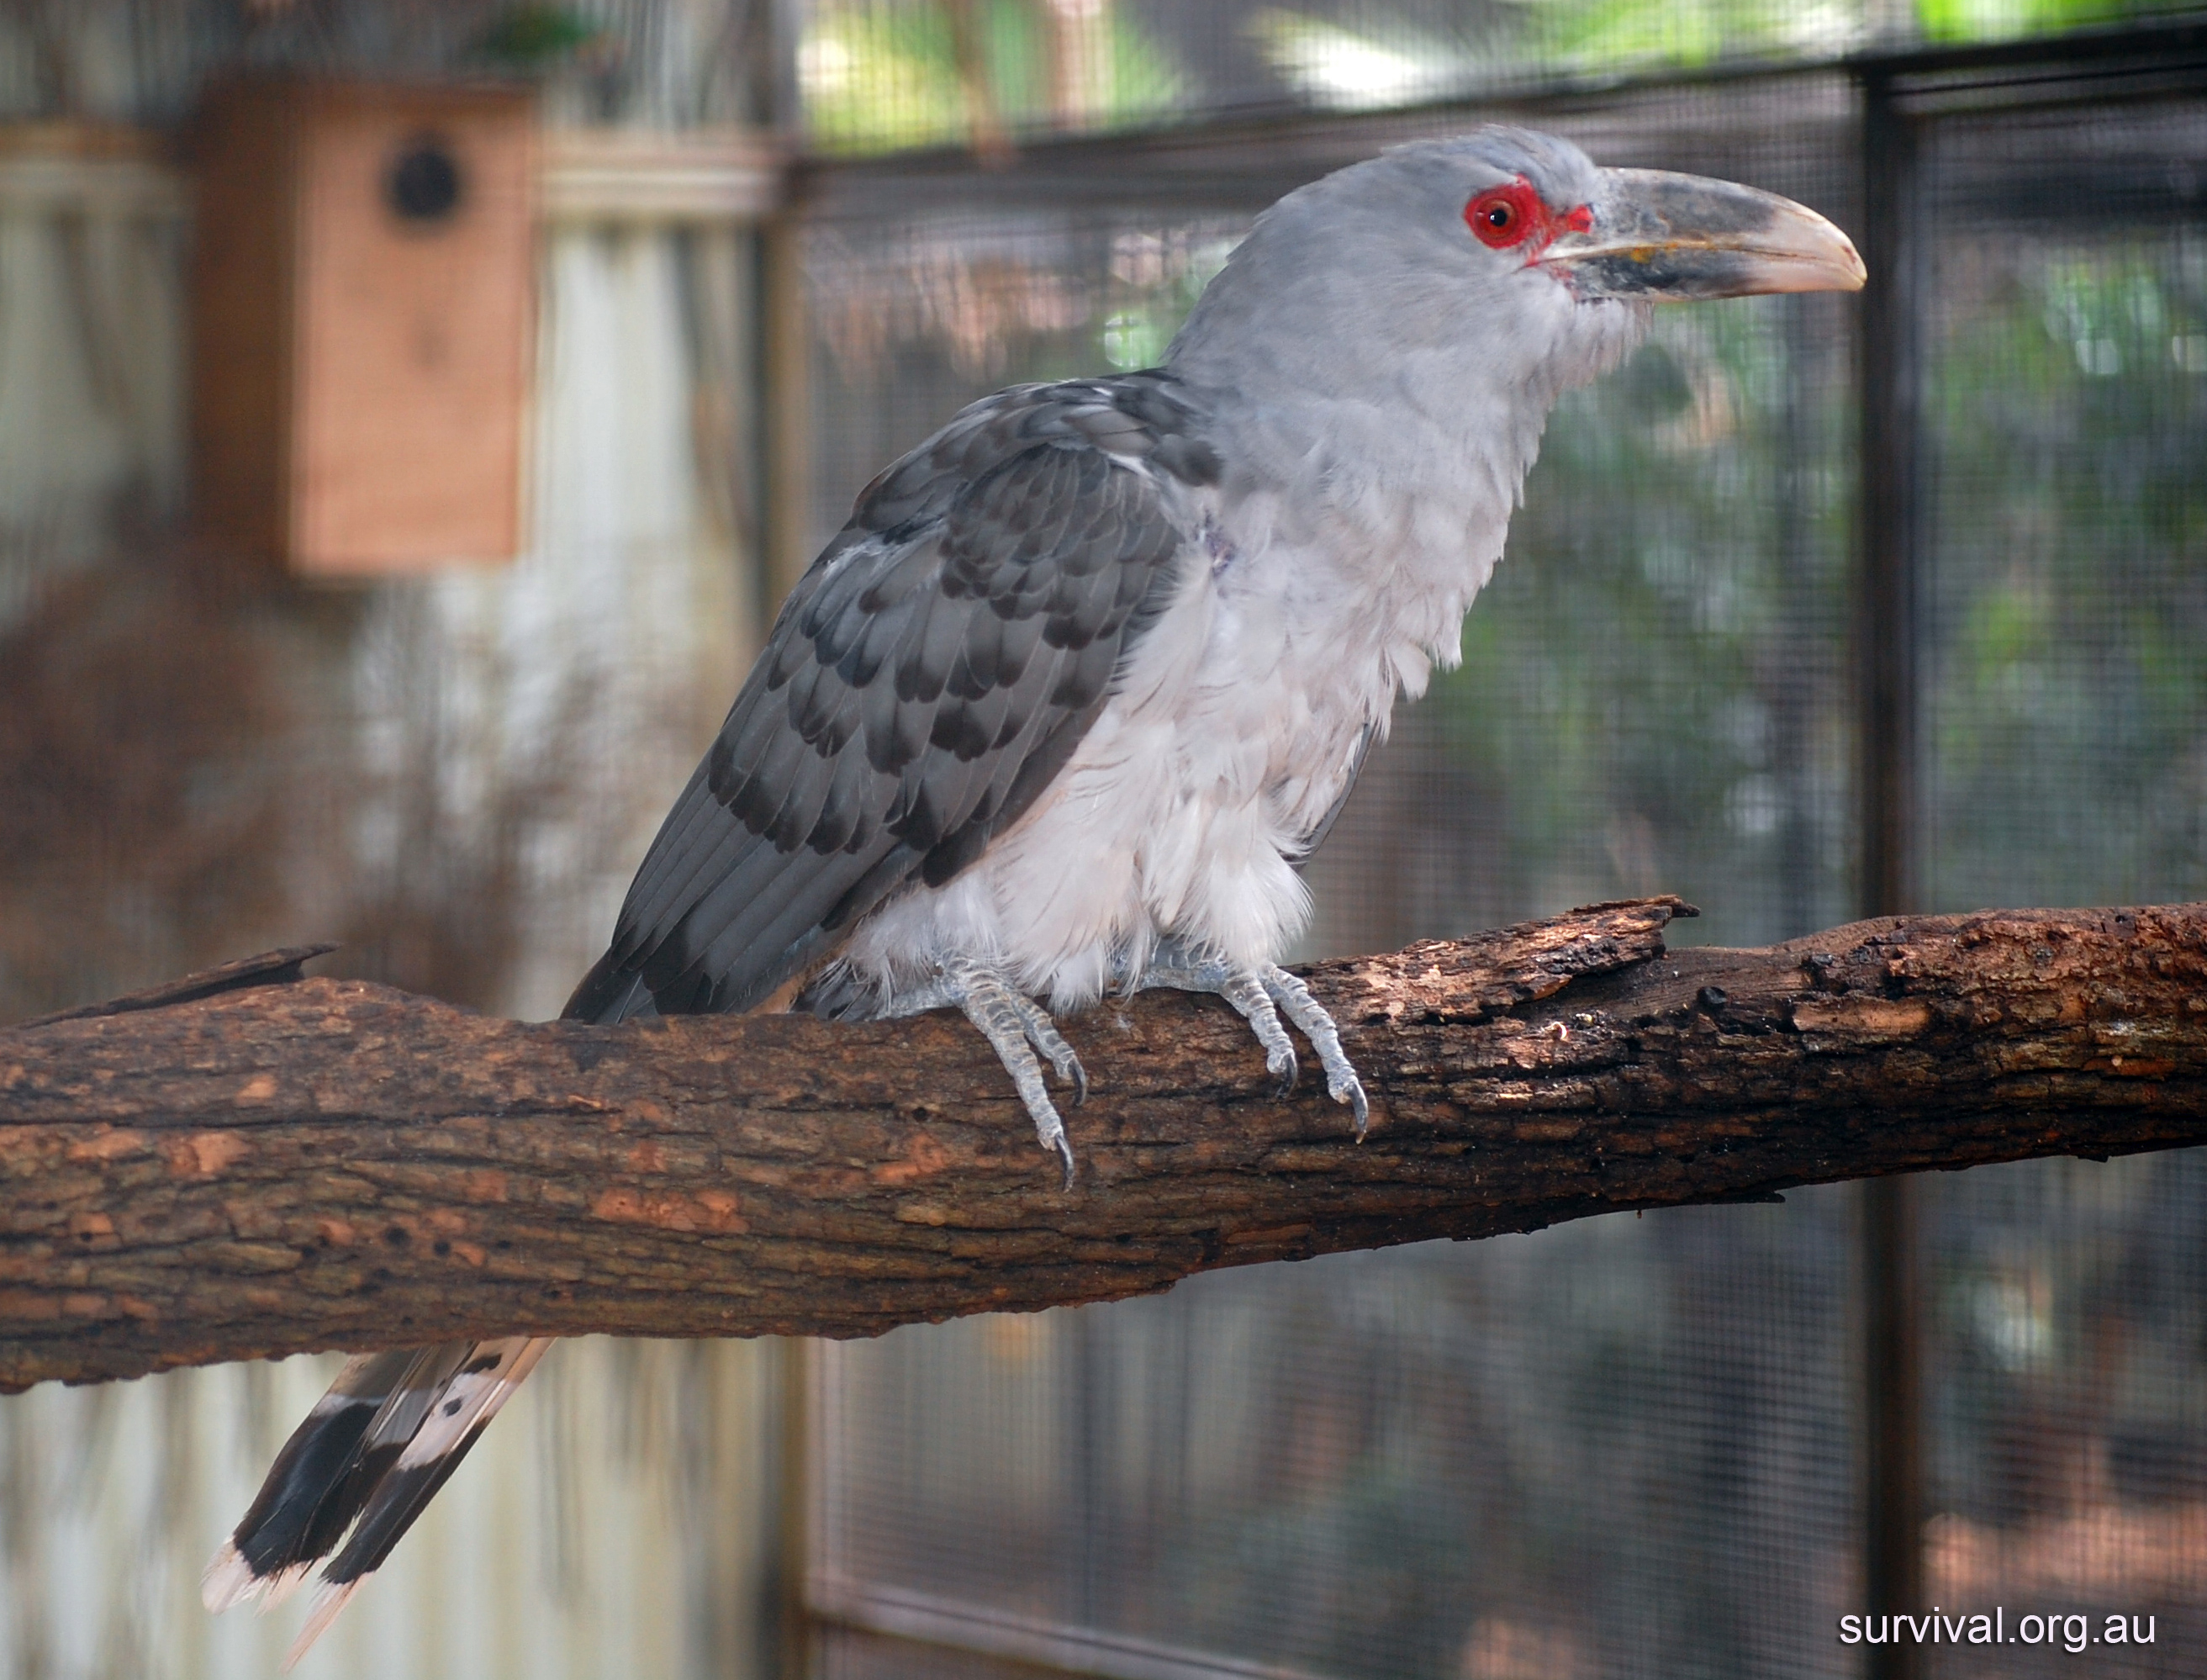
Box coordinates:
[1167,125,1862,405]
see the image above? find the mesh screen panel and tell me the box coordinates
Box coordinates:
[1921,1152,2207,1676]
[1922,100,2207,915]
[795,0,2205,153]
[821,1630,1064,1679]
[1908,87,2207,1680]
[816,1197,1857,1680]
[1305,281,1857,956]
[800,56,2207,1680]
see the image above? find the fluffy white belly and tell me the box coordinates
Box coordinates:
[839,554,1394,1012]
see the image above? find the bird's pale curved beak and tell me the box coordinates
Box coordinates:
[1544,168,1866,300]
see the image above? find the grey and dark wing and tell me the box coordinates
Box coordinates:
[565,373,1221,1024]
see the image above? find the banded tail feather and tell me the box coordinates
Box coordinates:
[204,1336,553,1666]
[210,870,656,1657]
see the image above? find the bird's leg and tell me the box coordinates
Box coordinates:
[879,956,1085,1185]
[1131,951,1369,1136]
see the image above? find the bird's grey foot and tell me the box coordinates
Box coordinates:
[1133,954,1370,1137]
[1134,957,1299,1095]
[1260,964,1370,1137]
[884,957,1085,1185]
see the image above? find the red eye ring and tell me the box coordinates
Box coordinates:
[1464,179,1546,251]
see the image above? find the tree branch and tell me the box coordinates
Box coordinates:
[3,897,2204,1391]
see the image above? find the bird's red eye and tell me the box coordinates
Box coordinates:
[1464,180,1545,251]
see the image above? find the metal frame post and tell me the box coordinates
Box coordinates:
[1856,65,1926,1680]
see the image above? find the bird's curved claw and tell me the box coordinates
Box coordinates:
[1261,965,1370,1139]
[1338,1071,1370,1139]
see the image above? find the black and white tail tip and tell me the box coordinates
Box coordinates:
[203,1336,553,1667]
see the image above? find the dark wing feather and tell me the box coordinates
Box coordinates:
[564,374,1217,1024]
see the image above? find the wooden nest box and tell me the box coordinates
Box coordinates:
[191,79,536,578]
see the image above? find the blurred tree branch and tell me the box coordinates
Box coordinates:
[3,897,2204,1390]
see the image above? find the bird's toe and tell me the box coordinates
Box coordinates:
[938,956,1084,1182]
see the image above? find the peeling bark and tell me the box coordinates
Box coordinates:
[3,897,2204,1391]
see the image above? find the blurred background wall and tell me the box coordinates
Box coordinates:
[1,2,2204,1678]
[0,5,779,1677]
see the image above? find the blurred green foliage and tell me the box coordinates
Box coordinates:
[478,4,611,69]
[1925,237,2207,910]
[1101,241,1233,371]
[1912,0,2193,42]
[796,0,2204,155]
[1434,294,1856,945]
[1521,0,1853,70]
[801,0,1185,153]
[1420,229,2207,939]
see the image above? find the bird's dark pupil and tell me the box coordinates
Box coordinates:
[1489,205,1512,226]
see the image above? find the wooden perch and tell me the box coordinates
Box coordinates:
[3,898,2204,1392]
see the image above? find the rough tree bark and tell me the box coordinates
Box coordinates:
[3,897,2204,1392]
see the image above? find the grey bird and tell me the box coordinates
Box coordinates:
[206,126,1863,1658]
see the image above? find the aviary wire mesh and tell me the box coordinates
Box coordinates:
[794,0,2204,155]
[797,48,2207,1680]
[816,1197,1858,1679]
[1913,88,2207,1678]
